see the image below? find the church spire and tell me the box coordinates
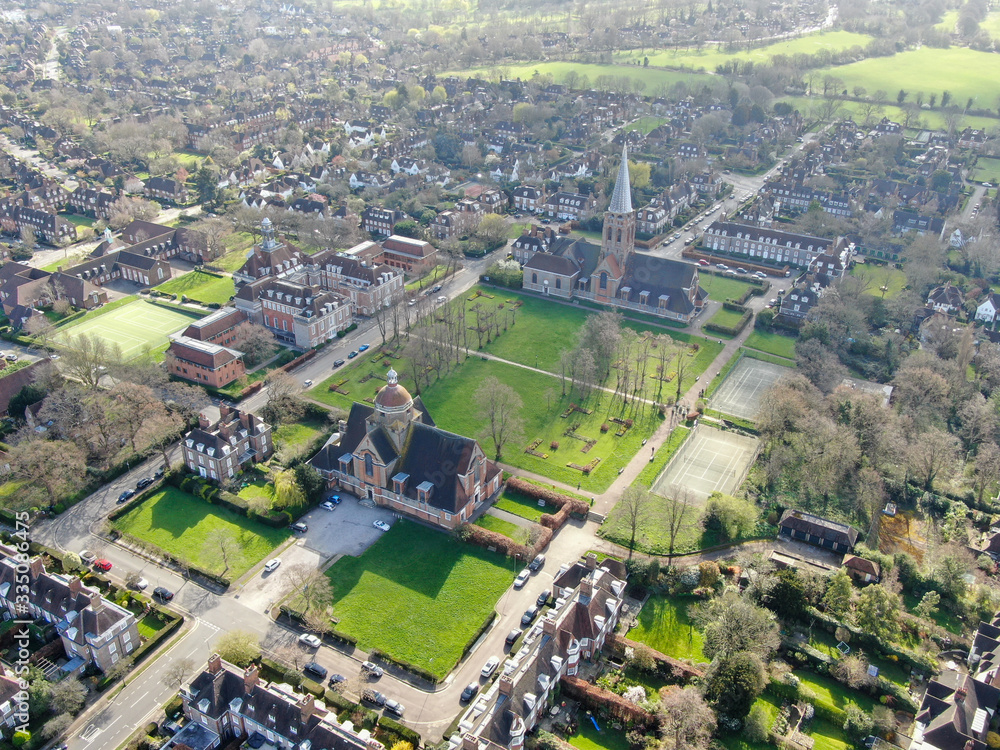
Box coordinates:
[608,144,632,215]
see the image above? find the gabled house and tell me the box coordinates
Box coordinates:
[927,281,965,316]
[778,509,858,554]
[841,554,880,583]
[182,405,272,482]
[976,292,1000,325]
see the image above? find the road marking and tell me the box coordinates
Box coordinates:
[129,690,149,708]
[80,724,101,743]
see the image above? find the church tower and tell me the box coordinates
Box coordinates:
[593,145,635,300]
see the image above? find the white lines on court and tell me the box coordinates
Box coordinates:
[653,426,759,501]
[709,358,791,421]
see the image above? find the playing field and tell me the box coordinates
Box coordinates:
[709,357,791,421]
[55,300,202,360]
[652,425,758,501]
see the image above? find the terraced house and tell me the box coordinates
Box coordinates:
[702,220,841,268]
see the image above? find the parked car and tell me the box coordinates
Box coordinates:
[328,674,346,686]
[361,661,384,677]
[117,489,135,504]
[520,606,539,627]
[513,568,530,589]
[133,577,149,591]
[162,721,182,736]
[298,633,322,648]
[153,586,174,600]
[290,522,308,533]
[5,354,17,362]
[536,589,552,607]
[384,699,405,716]
[333,359,345,368]
[754,271,767,279]
[431,285,442,293]
[136,477,154,490]
[481,656,500,678]
[529,554,545,571]
[358,344,369,352]
[461,683,479,702]
[347,351,358,359]
[362,689,386,707]
[154,468,164,480]
[716,263,728,270]
[373,520,390,532]
[320,501,336,511]
[304,662,328,679]
[697,259,710,266]
[264,558,281,572]
[303,380,313,387]
[505,629,521,648]
[736,267,748,274]
[327,494,341,504]
[93,559,112,572]
[80,550,96,563]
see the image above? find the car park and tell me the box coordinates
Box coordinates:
[347,351,358,359]
[461,683,479,702]
[513,568,530,588]
[373,520,390,532]
[358,344,369,352]
[264,558,282,572]
[505,629,521,648]
[136,477,154,490]
[333,359,345,368]
[362,661,384,677]
[384,699,405,716]
[529,554,545,571]
[291,522,308,533]
[298,633,322,648]
[520,606,539,627]
[154,586,174,600]
[481,656,500,678]
[304,662,328,679]
[117,489,135,504]
[536,589,552,607]
[94,559,112,572]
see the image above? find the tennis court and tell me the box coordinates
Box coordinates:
[710,357,792,421]
[55,300,202,360]
[652,425,758,501]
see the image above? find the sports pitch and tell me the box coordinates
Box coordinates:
[55,300,202,360]
[710,357,792,421]
[652,425,758,501]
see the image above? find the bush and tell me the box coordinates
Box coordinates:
[743,704,770,743]
[377,715,422,747]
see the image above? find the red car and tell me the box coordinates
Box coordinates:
[93,559,112,572]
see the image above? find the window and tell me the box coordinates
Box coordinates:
[531,273,537,284]
[365,454,373,476]
[600,272,607,290]
[555,278,561,290]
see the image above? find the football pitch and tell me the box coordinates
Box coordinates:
[55,300,202,360]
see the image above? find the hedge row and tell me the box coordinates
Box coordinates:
[377,715,422,747]
[168,471,291,528]
[607,634,703,682]
[368,649,440,685]
[806,606,938,675]
[722,300,749,313]
[462,523,532,559]
[505,477,589,515]
[704,310,752,336]
[561,675,655,727]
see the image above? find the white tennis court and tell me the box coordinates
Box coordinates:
[652,426,759,501]
[709,357,792,421]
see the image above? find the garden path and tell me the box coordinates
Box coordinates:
[484,506,536,529]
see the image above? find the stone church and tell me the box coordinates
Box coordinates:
[523,146,707,323]
[309,369,502,529]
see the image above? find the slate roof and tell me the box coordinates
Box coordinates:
[779,509,858,548]
[619,255,705,316]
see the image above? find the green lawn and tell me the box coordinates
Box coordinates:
[974,156,1000,184]
[113,487,289,578]
[718,693,782,750]
[494,488,551,522]
[780,95,1000,132]
[700,274,759,303]
[744,330,797,359]
[794,669,879,715]
[137,613,167,639]
[616,30,873,71]
[628,593,705,661]
[625,116,667,135]
[213,232,255,273]
[405,264,452,292]
[63,213,95,227]
[272,418,327,461]
[237,478,275,506]
[54,299,203,360]
[321,520,515,679]
[849,264,908,299]
[807,628,910,687]
[600,488,732,555]
[633,425,691,489]
[155,270,235,306]
[475,514,529,544]
[707,306,746,329]
[568,721,631,750]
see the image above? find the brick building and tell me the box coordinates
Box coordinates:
[182,406,273,482]
[167,336,246,388]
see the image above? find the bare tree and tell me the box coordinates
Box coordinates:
[659,687,716,750]
[161,658,195,691]
[475,376,525,461]
[664,486,694,566]
[203,528,240,576]
[61,333,123,389]
[262,369,303,425]
[231,322,276,367]
[617,486,650,559]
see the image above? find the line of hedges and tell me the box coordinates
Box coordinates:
[561,675,656,727]
[278,604,359,647]
[368,648,440,685]
[702,409,758,434]
[505,477,589,515]
[459,610,497,664]
[377,715,422,747]
[459,523,531,559]
[52,294,139,328]
[722,300,749,313]
[742,347,796,367]
[704,310,752,336]
[167,471,291,528]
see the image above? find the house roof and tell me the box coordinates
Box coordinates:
[779,509,858,547]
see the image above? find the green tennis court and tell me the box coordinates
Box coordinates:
[55,300,203,360]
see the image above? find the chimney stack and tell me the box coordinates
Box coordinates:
[585,553,597,570]
[462,734,479,750]
[499,676,514,696]
[542,615,557,636]
[28,557,44,578]
[580,577,595,599]
[88,591,103,613]
[297,693,315,725]
[198,412,211,430]
[68,577,82,595]
[243,664,259,693]
[208,653,222,674]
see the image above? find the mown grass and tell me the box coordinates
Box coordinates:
[699,274,760,303]
[707,306,746,329]
[322,520,514,679]
[494,489,550,522]
[568,721,632,750]
[627,593,705,661]
[113,487,289,578]
[475,514,529,543]
[744,330,797,359]
[155,270,235,306]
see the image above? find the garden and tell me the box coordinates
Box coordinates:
[154,269,236,306]
[627,593,706,662]
[320,520,515,680]
[743,330,797,360]
[112,487,290,578]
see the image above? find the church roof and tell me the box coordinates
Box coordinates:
[608,145,633,215]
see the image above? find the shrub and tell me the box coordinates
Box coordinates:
[550,441,560,450]
[743,704,770,743]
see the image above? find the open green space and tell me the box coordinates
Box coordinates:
[974,156,1000,184]
[568,720,631,750]
[321,520,515,679]
[700,274,759,303]
[63,213,95,227]
[707,306,746,329]
[601,489,732,555]
[793,669,878,715]
[782,95,999,133]
[112,487,290,578]
[625,116,667,135]
[807,629,910,687]
[617,30,873,71]
[903,591,964,635]
[174,150,202,168]
[494,488,550,522]
[272,417,328,462]
[475,513,529,544]
[812,47,1000,114]
[213,232,255,273]
[236,478,275,506]
[155,270,235,306]
[405,264,452,292]
[849,264,908,299]
[54,299,202,360]
[628,593,705,661]
[744,330,797,359]
[448,61,717,95]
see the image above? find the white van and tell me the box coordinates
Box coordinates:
[436,295,447,304]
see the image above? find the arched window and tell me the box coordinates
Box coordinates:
[606,226,612,240]
[600,272,608,290]
[555,278,561,289]
[531,273,538,284]
[617,229,622,243]
[364,454,373,476]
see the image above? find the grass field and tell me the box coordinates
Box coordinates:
[849,264,908,298]
[707,306,746,329]
[628,593,705,661]
[322,520,515,679]
[568,721,631,750]
[700,274,759,303]
[475,514,529,543]
[54,299,202,360]
[272,417,327,462]
[974,156,1000,183]
[405,264,452,292]
[625,116,668,135]
[494,488,551,522]
[744,330,797,359]
[113,487,289,578]
[214,232,255,273]
[795,669,878,715]
[781,95,999,132]
[616,30,873,71]
[155,270,235,306]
